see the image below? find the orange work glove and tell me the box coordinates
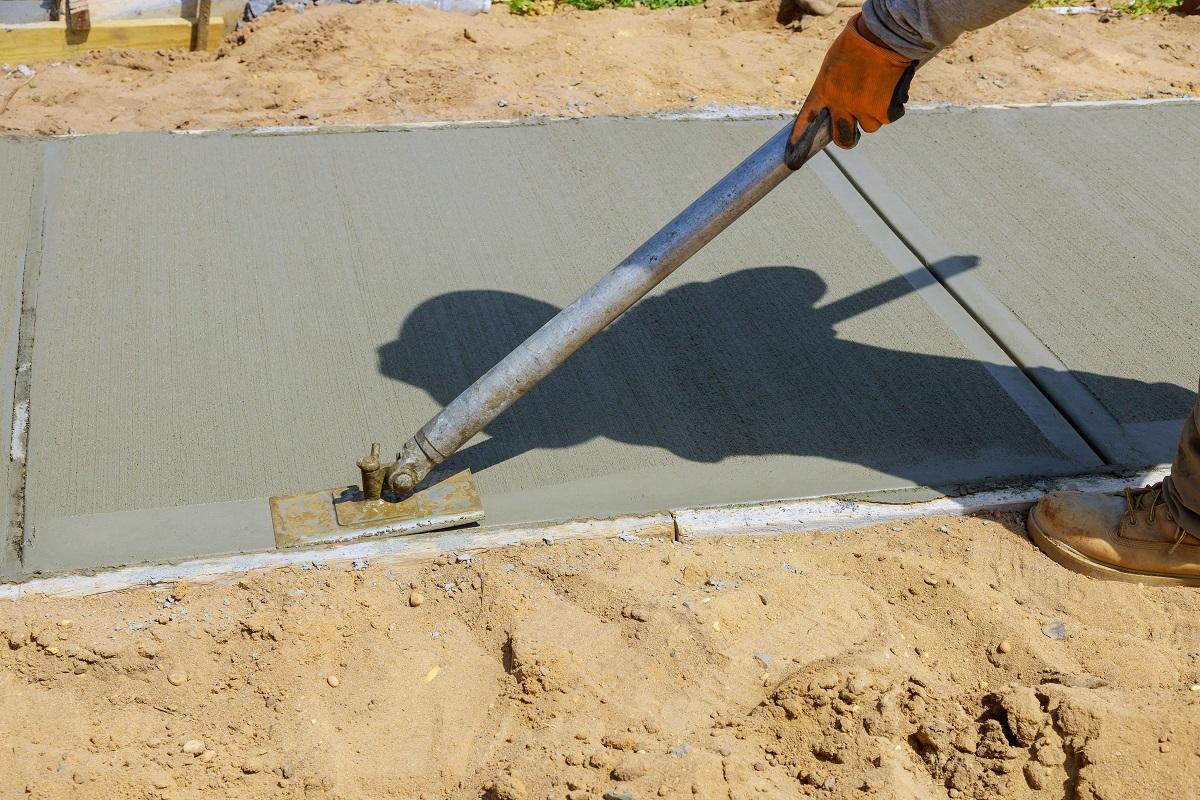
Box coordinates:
[788,13,918,156]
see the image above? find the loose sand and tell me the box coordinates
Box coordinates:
[0,3,1197,135]
[2,513,1198,799]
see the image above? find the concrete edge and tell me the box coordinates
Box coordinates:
[0,513,677,599]
[674,466,1168,540]
[0,466,1168,599]
[9,96,1194,142]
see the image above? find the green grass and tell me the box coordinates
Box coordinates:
[507,0,703,12]
[1118,0,1181,14]
[1030,0,1182,12]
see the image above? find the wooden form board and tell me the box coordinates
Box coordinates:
[0,17,223,61]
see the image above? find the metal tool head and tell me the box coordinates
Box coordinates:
[269,443,484,548]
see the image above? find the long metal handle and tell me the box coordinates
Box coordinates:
[387,117,832,493]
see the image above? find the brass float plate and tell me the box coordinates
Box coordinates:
[269,469,484,549]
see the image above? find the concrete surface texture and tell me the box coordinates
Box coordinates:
[6,104,1198,574]
[0,138,40,577]
[834,101,1199,464]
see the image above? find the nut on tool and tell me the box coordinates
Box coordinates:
[268,442,483,548]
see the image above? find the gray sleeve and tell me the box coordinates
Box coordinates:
[862,0,1032,61]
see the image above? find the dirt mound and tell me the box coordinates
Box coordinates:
[0,3,1196,135]
[2,513,1198,799]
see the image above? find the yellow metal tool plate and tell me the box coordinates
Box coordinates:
[269,469,484,549]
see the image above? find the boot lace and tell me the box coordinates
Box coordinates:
[1124,483,1188,553]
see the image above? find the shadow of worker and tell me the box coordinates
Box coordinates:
[378,260,1194,488]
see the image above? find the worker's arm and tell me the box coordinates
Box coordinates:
[791,0,1031,150]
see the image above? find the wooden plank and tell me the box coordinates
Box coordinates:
[0,17,223,61]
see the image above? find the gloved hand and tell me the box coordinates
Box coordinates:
[789,13,919,152]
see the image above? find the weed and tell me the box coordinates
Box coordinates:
[553,0,702,9]
[1029,0,1182,12]
[1117,0,1181,14]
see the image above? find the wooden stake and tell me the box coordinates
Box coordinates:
[66,0,90,33]
[194,0,213,51]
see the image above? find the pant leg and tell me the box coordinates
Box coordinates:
[1163,379,1200,537]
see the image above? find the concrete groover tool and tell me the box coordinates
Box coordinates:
[268,113,833,547]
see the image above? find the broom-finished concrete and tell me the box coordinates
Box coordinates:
[833,102,1198,464]
[4,104,1195,574]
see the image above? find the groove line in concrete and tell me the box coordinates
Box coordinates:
[1,140,47,576]
[810,153,1102,468]
[825,146,1135,465]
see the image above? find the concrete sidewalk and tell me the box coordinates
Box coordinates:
[1,102,1195,576]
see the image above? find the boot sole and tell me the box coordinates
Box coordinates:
[1027,506,1200,587]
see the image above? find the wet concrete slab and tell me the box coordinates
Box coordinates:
[20,118,1103,573]
[0,138,41,578]
[833,101,1199,465]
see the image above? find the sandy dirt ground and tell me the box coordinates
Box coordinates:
[2,513,1199,799]
[0,3,1197,134]
[2,6,1198,799]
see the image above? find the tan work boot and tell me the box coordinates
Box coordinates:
[1028,483,1200,586]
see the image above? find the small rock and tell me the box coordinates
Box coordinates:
[15,64,34,78]
[1024,762,1047,791]
[923,576,939,587]
[753,653,770,669]
[409,591,425,608]
[682,564,708,583]
[242,760,265,774]
[484,774,527,800]
[148,771,173,789]
[1042,620,1068,641]
[997,641,1012,654]
[167,671,187,686]
[611,760,648,781]
[672,743,690,757]
[543,534,554,545]
[496,98,508,107]
[601,734,638,751]
[199,750,216,763]
[1160,743,1172,753]
[758,591,770,605]
[938,525,950,534]
[326,674,340,688]
[622,606,651,623]
[181,739,206,755]
[566,791,592,800]
[280,762,295,779]
[351,558,369,571]
[603,793,634,800]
